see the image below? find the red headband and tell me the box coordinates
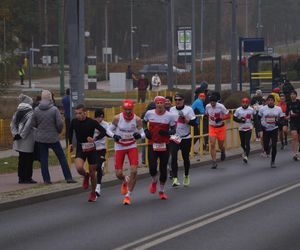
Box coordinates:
[154,96,166,103]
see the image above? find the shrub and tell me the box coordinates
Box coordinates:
[223,91,250,109]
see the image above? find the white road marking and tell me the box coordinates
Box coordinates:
[114,181,300,250]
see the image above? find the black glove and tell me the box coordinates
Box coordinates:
[144,129,152,139]
[13,134,22,141]
[215,118,223,123]
[240,117,246,123]
[159,130,170,136]
[113,134,122,142]
[133,132,141,140]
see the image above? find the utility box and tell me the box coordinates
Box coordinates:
[110,72,132,92]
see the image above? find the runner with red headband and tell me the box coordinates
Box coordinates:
[233,98,256,163]
[143,96,176,200]
[205,94,230,169]
[107,99,144,205]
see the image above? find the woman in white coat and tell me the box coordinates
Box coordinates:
[10,94,37,184]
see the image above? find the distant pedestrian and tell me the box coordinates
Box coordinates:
[31,90,76,184]
[151,74,161,89]
[10,94,37,184]
[62,88,71,147]
[137,74,150,103]
[18,66,25,85]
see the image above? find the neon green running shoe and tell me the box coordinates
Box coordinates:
[172,177,180,187]
[183,175,190,186]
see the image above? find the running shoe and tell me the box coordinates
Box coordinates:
[159,191,168,200]
[243,155,248,164]
[293,154,299,161]
[169,170,173,180]
[270,161,276,168]
[95,184,101,197]
[255,138,261,142]
[82,173,89,189]
[221,150,226,161]
[149,181,157,194]
[183,175,190,186]
[123,196,131,205]
[121,182,128,195]
[211,161,218,169]
[172,177,180,187]
[88,192,97,202]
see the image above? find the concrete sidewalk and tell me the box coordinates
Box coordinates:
[0,142,264,211]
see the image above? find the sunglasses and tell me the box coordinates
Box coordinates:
[175,98,183,101]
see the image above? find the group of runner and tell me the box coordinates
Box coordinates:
[68,88,300,205]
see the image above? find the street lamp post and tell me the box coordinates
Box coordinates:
[130,0,133,62]
[200,0,204,72]
[191,0,196,100]
[231,0,238,92]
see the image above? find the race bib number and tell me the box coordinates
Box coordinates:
[81,142,95,152]
[121,132,133,140]
[170,135,182,144]
[265,117,276,124]
[153,142,167,151]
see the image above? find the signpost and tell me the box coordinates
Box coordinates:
[177,26,192,64]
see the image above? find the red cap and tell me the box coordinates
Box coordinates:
[242,97,249,104]
[198,93,206,99]
[122,99,134,109]
[154,96,166,103]
[273,87,280,93]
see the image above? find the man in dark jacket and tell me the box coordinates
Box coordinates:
[137,74,150,103]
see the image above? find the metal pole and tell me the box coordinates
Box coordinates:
[200,0,204,72]
[130,0,133,62]
[231,0,238,92]
[191,0,196,99]
[257,0,262,37]
[167,0,173,90]
[28,49,32,88]
[78,0,85,103]
[58,0,65,96]
[44,0,48,66]
[105,2,108,80]
[215,0,222,92]
[245,0,248,37]
[3,17,5,56]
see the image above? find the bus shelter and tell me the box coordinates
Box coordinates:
[248,54,281,94]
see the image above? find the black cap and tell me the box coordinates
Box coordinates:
[209,95,218,102]
[174,93,184,99]
[95,108,104,118]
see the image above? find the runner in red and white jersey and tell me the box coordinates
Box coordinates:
[107,99,144,205]
[233,98,255,163]
[143,96,176,200]
[205,94,230,169]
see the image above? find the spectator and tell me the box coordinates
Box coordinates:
[192,93,207,155]
[137,74,150,103]
[282,80,295,104]
[127,65,138,88]
[18,66,25,85]
[194,81,208,100]
[32,95,41,109]
[271,87,280,105]
[10,94,37,184]
[151,74,161,89]
[251,89,264,106]
[62,88,71,147]
[31,90,76,184]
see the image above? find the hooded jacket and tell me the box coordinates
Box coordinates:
[10,102,35,153]
[31,100,63,143]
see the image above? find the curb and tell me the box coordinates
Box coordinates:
[0,147,262,212]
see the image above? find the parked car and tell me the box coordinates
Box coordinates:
[139,64,189,75]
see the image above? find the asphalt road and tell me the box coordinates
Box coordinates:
[0,147,300,250]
